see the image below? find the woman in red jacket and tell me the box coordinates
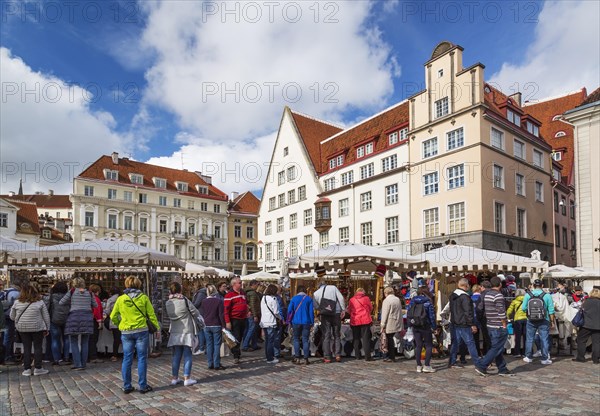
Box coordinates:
[348,288,373,361]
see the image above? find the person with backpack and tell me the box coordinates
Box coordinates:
[522,279,555,365]
[313,266,346,364]
[347,288,373,361]
[43,281,71,365]
[2,282,22,364]
[407,286,437,373]
[287,285,314,365]
[448,278,481,369]
[507,289,527,357]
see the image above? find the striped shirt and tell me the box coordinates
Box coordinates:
[59,289,97,311]
[483,289,507,328]
[10,300,50,332]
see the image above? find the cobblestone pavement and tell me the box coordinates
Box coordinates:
[1,349,599,416]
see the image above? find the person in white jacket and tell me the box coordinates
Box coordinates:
[260,284,282,364]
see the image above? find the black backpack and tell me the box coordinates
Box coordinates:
[526,292,546,322]
[408,302,427,327]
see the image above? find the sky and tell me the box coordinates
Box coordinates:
[1,0,599,198]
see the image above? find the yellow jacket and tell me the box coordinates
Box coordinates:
[507,295,527,321]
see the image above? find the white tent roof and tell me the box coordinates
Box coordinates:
[545,264,600,279]
[7,238,185,269]
[416,245,548,273]
[241,270,280,281]
[298,243,427,272]
[1,236,37,264]
[184,263,217,277]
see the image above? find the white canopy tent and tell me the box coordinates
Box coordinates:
[183,262,218,278]
[0,235,37,265]
[544,264,600,292]
[241,270,280,282]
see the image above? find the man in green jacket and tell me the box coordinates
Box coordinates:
[242,280,261,351]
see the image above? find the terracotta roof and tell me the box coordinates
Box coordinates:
[319,102,409,173]
[78,155,228,201]
[10,200,41,235]
[580,86,600,106]
[229,191,261,215]
[289,111,343,175]
[1,194,71,208]
[524,89,587,183]
[41,226,71,242]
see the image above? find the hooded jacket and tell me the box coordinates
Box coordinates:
[407,295,437,330]
[507,295,527,321]
[246,288,261,319]
[110,289,160,334]
[449,288,475,327]
[192,287,207,310]
[347,292,373,326]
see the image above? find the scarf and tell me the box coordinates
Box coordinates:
[168,293,185,300]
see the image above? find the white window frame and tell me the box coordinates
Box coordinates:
[290,213,298,229]
[447,164,465,190]
[361,222,372,246]
[515,173,525,196]
[356,146,365,159]
[277,217,284,233]
[304,235,313,253]
[423,208,439,238]
[448,202,465,234]
[385,184,398,205]
[174,198,182,208]
[130,174,143,185]
[360,191,372,211]
[265,221,272,236]
[423,172,439,195]
[360,163,375,180]
[107,189,117,200]
[434,97,449,118]
[382,154,398,172]
[324,177,336,192]
[176,182,188,192]
[298,186,306,200]
[278,171,285,185]
[339,198,349,217]
[269,197,276,210]
[388,131,398,145]
[365,142,374,155]
[386,216,398,244]
[123,191,133,202]
[491,127,504,150]
[339,227,350,243]
[159,196,167,206]
[422,137,438,159]
[290,238,298,257]
[513,139,525,160]
[154,177,166,189]
[446,127,464,151]
[84,185,94,197]
[493,164,504,189]
[319,231,329,248]
[517,208,527,238]
[105,169,119,181]
[304,209,312,226]
[341,171,354,186]
[535,181,544,202]
[287,166,296,181]
[494,201,505,234]
[288,189,296,204]
[533,149,544,168]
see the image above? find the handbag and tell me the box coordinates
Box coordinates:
[572,308,585,327]
[127,296,158,334]
[15,302,33,343]
[286,295,307,325]
[103,316,111,330]
[184,298,205,333]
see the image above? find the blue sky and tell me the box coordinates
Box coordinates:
[1,0,598,196]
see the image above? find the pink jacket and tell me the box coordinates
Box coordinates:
[348,292,373,326]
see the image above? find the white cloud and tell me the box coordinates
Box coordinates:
[0,47,129,195]
[490,0,600,101]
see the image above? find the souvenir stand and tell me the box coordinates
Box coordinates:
[6,238,185,354]
[181,263,234,298]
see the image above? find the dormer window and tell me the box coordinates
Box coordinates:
[555,131,566,138]
[328,155,344,170]
[388,131,398,145]
[399,128,408,141]
[104,169,118,181]
[551,151,562,161]
[356,146,364,158]
[196,184,208,194]
[130,174,143,185]
[507,109,521,126]
[552,167,561,181]
[365,142,373,155]
[176,182,188,192]
[525,121,539,137]
[153,177,167,189]
[42,229,51,239]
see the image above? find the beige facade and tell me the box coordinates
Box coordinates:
[408,42,554,261]
[227,213,258,275]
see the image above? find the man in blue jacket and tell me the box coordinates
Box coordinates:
[288,285,314,365]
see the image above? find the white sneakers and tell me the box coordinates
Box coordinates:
[532,351,542,358]
[266,359,279,364]
[184,379,197,386]
[541,359,552,365]
[22,369,32,376]
[523,356,552,365]
[416,366,423,373]
[23,368,49,376]
[170,379,183,386]
[422,366,436,373]
[523,357,533,363]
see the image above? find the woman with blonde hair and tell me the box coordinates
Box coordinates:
[60,277,97,371]
[574,288,600,364]
[110,276,159,394]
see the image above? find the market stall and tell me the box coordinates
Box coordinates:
[240,270,280,282]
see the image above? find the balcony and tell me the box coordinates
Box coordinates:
[171,231,188,241]
[199,234,214,242]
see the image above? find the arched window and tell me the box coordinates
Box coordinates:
[552,114,562,121]
[555,131,566,138]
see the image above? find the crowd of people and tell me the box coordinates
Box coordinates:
[0,266,599,393]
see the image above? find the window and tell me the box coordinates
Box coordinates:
[324,178,336,192]
[513,140,525,160]
[329,157,340,170]
[360,163,375,180]
[552,151,562,161]
[290,238,298,257]
[154,178,166,189]
[386,184,398,205]
[187,200,194,210]
[535,182,544,202]
[188,246,195,260]
[341,171,354,186]
[516,208,527,238]
[277,241,284,259]
[516,174,525,196]
[423,172,439,195]
[555,131,566,138]
[287,166,296,181]
[42,229,51,239]
[388,131,398,145]
[124,216,133,231]
[84,185,94,197]
[107,189,117,200]
[290,213,298,229]
[278,194,285,207]
[438,69,444,78]
[356,146,365,158]
[123,191,133,202]
[533,149,544,168]
[339,227,350,243]
[399,128,408,141]
[561,197,567,216]
[277,217,284,233]
[159,196,167,206]
[360,192,372,211]
[554,225,560,247]
[571,231,576,250]
[214,204,221,213]
[139,217,147,232]
[554,168,562,181]
[200,202,208,211]
[493,165,504,189]
[265,243,272,262]
[382,154,398,172]
[448,202,465,234]
[365,142,374,155]
[320,231,329,248]
[526,121,539,137]
[422,137,438,158]
[386,217,398,244]
[130,174,143,185]
[139,193,147,204]
[507,109,521,126]
[265,221,272,236]
[424,208,439,238]
[288,189,296,204]
[269,197,276,210]
[283,147,289,156]
[570,200,575,219]
[361,222,373,245]
[214,225,221,239]
[188,223,196,236]
[304,209,312,226]
[434,97,449,118]
[562,227,568,249]
[105,170,118,181]
[494,202,505,233]
[173,198,181,208]
[159,244,167,253]
[491,128,504,150]
[234,225,241,238]
[244,244,254,261]
[234,244,242,261]
[214,248,221,261]
[278,171,285,185]
[336,198,349,217]
[107,214,117,230]
[447,165,465,190]
[197,186,208,195]
[246,226,254,239]
[554,192,559,212]
[176,182,188,192]
[85,212,94,227]
[0,213,7,228]
[304,235,313,253]
[298,186,306,201]
[446,127,464,150]
[159,219,167,233]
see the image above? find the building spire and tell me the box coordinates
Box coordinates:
[18,178,23,196]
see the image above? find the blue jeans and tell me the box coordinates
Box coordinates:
[242,317,258,350]
[449,326,480,367]
[70,334,90,369]
[171,345,193,378]
[197,330,206,352]
[121,331,149,390]
[204,326,222,368]
[293,324,311,359]
[274,325,282,358]
[264,327,277,361]
[478,327,508,373]
[50,323,69,362]
[3,318,15,361]
[526,320,550,360]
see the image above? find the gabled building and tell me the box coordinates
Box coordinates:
[0,199,40,245]
[1,190,74,235]
[227,191,261,274]
[71,152,229,266]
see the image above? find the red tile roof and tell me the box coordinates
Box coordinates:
[10,200,41,235]
[580,86,600,106]
[78,155,228,201]
[319,102,409,173]
[229,191,261,215]
[524,89,588,183]
[289,111,343,175]
[1,194,71,208]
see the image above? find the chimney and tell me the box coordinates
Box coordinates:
[231,192,239,201]
[508,92,522,107]
[8,191,14,197]
[48,189,54,196]
[111,152,119,164]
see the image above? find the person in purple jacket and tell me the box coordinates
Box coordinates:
[199,285,226,370]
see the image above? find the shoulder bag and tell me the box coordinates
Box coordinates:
[264,297,283,328]
[185,298,205,333]
[127,295,158,334]
[15,302,33,343]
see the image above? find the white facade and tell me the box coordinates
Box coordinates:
[0,199,40,245]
